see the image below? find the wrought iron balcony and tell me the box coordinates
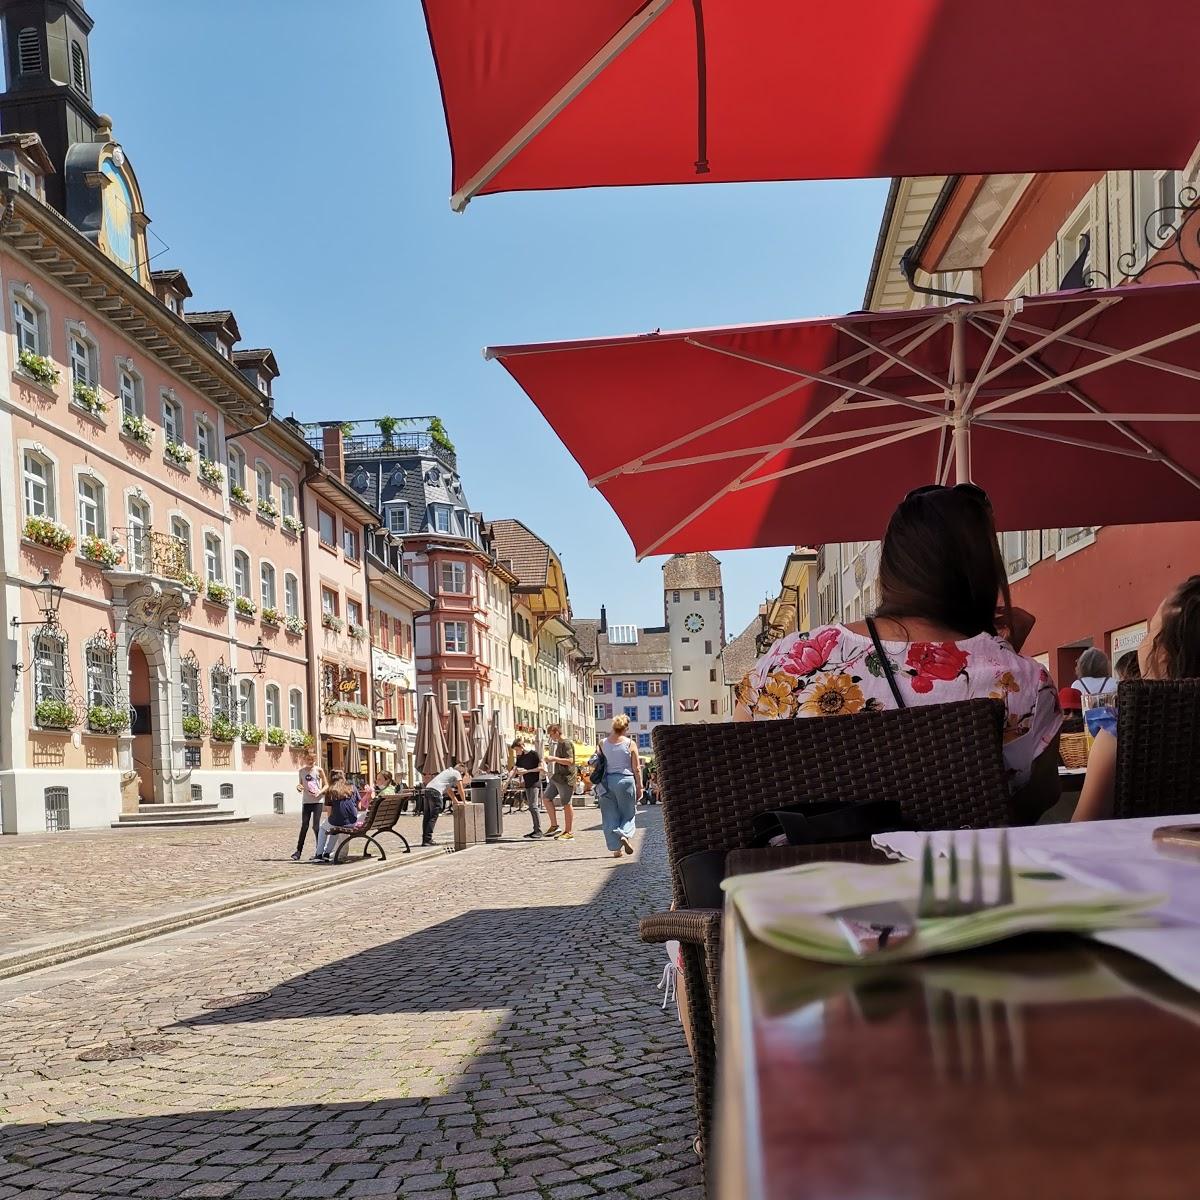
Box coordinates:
[111,527,191,582]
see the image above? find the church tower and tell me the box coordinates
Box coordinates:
[0,0,100,213]
[663,553,726,724]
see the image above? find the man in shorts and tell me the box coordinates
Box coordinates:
[542,723,577,841]
[508,737,545,838]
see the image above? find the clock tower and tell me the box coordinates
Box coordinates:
[663,553,727,725]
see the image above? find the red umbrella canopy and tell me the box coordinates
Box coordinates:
[424,0,1200,211]
[488,281,1200,554]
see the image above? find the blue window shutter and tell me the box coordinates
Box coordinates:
[661,678,669,695]
[637,680,648,696]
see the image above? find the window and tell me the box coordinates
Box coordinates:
[69,332,95,390]
[342,526,359,560]
[623,705,638,721]
[265,684,281,729]
[17,27,41,74]
[181,659,200,719]
[255,462,272,504]
[289,688,303,731]
[594,702,609,721]
[709,668,717,683]
[280,478,295,520]
[433,506,451,533]
[44,786,69,832]
[13,295,41,354]
[347,598,362,629]
[118,366,143,419]
[284,573,300,619]
[709,589,716,601]
[682,664,691,672]
[33,632,66,706]
[705,640,712,655]
[211,664,232,721]
[440,562,466,593]
[127,496,150,572]
[321,587,337,616]
[693,591,700,601]
[648,705,663,722]
[70,40,87,95]
[444,679,470,709]
[161,393,182,443]
[637,733,651,751]
[318,508,336,546]
[76,474,105,538]
[204,533,223,582]
[227,444,246,492]
[648,680,664,696]
[386,505,408,534]
[195,416,215,462]
[238,679,255,725]
[260,562,277,610]
[443,621,468,653]
[710,699,719,715]
[85,641,115,708]
[170,516,192,568]
[672,590,679,603]
[233,550,251,599]
[22,450,54,519]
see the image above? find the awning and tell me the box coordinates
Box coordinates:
[488,280,1200,553]
[423,0,1200,211]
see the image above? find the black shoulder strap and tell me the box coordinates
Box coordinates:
[866,617,906,709]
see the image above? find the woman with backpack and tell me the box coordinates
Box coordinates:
[594,714,642,859]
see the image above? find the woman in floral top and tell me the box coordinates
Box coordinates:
[735,485,1062,822]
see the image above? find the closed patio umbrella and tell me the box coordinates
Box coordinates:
[423,0,1200,211]
[445,702,471,769]
[344,728,362,777]
[468,707,487,774]
[482,709,505,775]
[487,280,1200,553]
[414,692,449,778]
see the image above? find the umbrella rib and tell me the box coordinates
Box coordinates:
[589,317,943,486]
[973,315,1200,415]
[449,0,674,212]
[975,297,1122,388]
[970,411,1200,422]
[975,420,1167,461]
[962,303,1019,414]
[831,324,949,389]
[737,422,942,491]
[976,313,1200,385]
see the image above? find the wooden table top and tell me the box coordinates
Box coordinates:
[715,907,1200,1200]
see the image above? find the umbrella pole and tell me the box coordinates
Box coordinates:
[950,310,972,484]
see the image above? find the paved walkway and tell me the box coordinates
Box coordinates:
[0,809,702,1199]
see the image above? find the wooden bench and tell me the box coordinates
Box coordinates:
[330,791,411,862]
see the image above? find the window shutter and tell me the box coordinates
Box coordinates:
[1025,530,1042,567]
[1106,171,1133,279]
[1043,528,1061,555]
[661,678,669,695]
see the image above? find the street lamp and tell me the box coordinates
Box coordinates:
[10,569,66,630]
[248,637,269,675]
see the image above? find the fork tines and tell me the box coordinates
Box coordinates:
[917,829,1014,918]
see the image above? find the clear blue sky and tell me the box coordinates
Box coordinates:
[91,1,888,640]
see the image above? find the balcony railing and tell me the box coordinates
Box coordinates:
[112,527,190,581]
[302,426,457,469]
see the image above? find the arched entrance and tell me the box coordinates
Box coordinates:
[128,641,156,803]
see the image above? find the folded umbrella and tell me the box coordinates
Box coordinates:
[414,692,449,778]
[482,709,506,775]
[445,702,471,770]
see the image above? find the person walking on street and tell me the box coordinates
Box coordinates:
[291,754,328,860]
[596,714,642,859]
[422,760,469,846]
[543,723,578,841]
[508,738,544,838]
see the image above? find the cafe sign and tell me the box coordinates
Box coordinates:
[1110,621,1148,657]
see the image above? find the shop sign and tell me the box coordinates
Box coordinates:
[1110,621,1148,658]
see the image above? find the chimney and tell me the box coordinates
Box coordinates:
[600,604,607,632]
[321,423,344,480]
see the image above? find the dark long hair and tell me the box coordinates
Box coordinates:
[1151,575,1200,679]
[874,485,1011,639]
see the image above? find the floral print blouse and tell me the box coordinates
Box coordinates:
[735,624,1062,790]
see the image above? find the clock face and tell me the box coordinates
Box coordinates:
[684,613,704,633]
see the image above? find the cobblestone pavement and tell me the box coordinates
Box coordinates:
[0,809,702,1199]
[0,812,446,960]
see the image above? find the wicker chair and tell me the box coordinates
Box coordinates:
[639,699,1010,1155]
[1114,679,1200,818]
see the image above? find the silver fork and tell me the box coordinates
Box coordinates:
[918,829,1015,918]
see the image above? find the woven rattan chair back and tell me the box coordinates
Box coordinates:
[653,699,1008,907]
[1114,679,1200,818]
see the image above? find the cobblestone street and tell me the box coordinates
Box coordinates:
[0,810,702,1199]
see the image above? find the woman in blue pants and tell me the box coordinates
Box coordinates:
[597,714,642,858]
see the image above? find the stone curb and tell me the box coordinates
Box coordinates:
[0,844,454,982]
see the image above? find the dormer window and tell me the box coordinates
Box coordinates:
[427,468,440,486]
[166,295,178,314]
[432,505,451,533]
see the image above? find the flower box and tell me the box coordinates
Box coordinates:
[87,704,130,734]
[235,596,257,618]
[230,484,252,507]
[182,714,208,740]
[321,613,344,633]
[282,515,304,536]
[23,516,74,553]
[164,439,193,467]
[206,581,234,606]
[347,624,366,641]
[179,570,203,593]
[266,726,287,748]
[287,729,314,749]
[210,714,238,742]
[80,534,124,568]
[18,349,60,388]
[284,615,307,636]
[257,498,279,520]
[239,723,264,746]
[262,607,282,626]
[330,700,370,719]
[72,380,107,416]
[121,413,153,447]
[198,458,224,488]
[35,698,78,730]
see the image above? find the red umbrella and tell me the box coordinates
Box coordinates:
[424,0,1200,211]
[487,280,1200,555]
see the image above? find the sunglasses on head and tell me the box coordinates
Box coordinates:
[903,482,991,507]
